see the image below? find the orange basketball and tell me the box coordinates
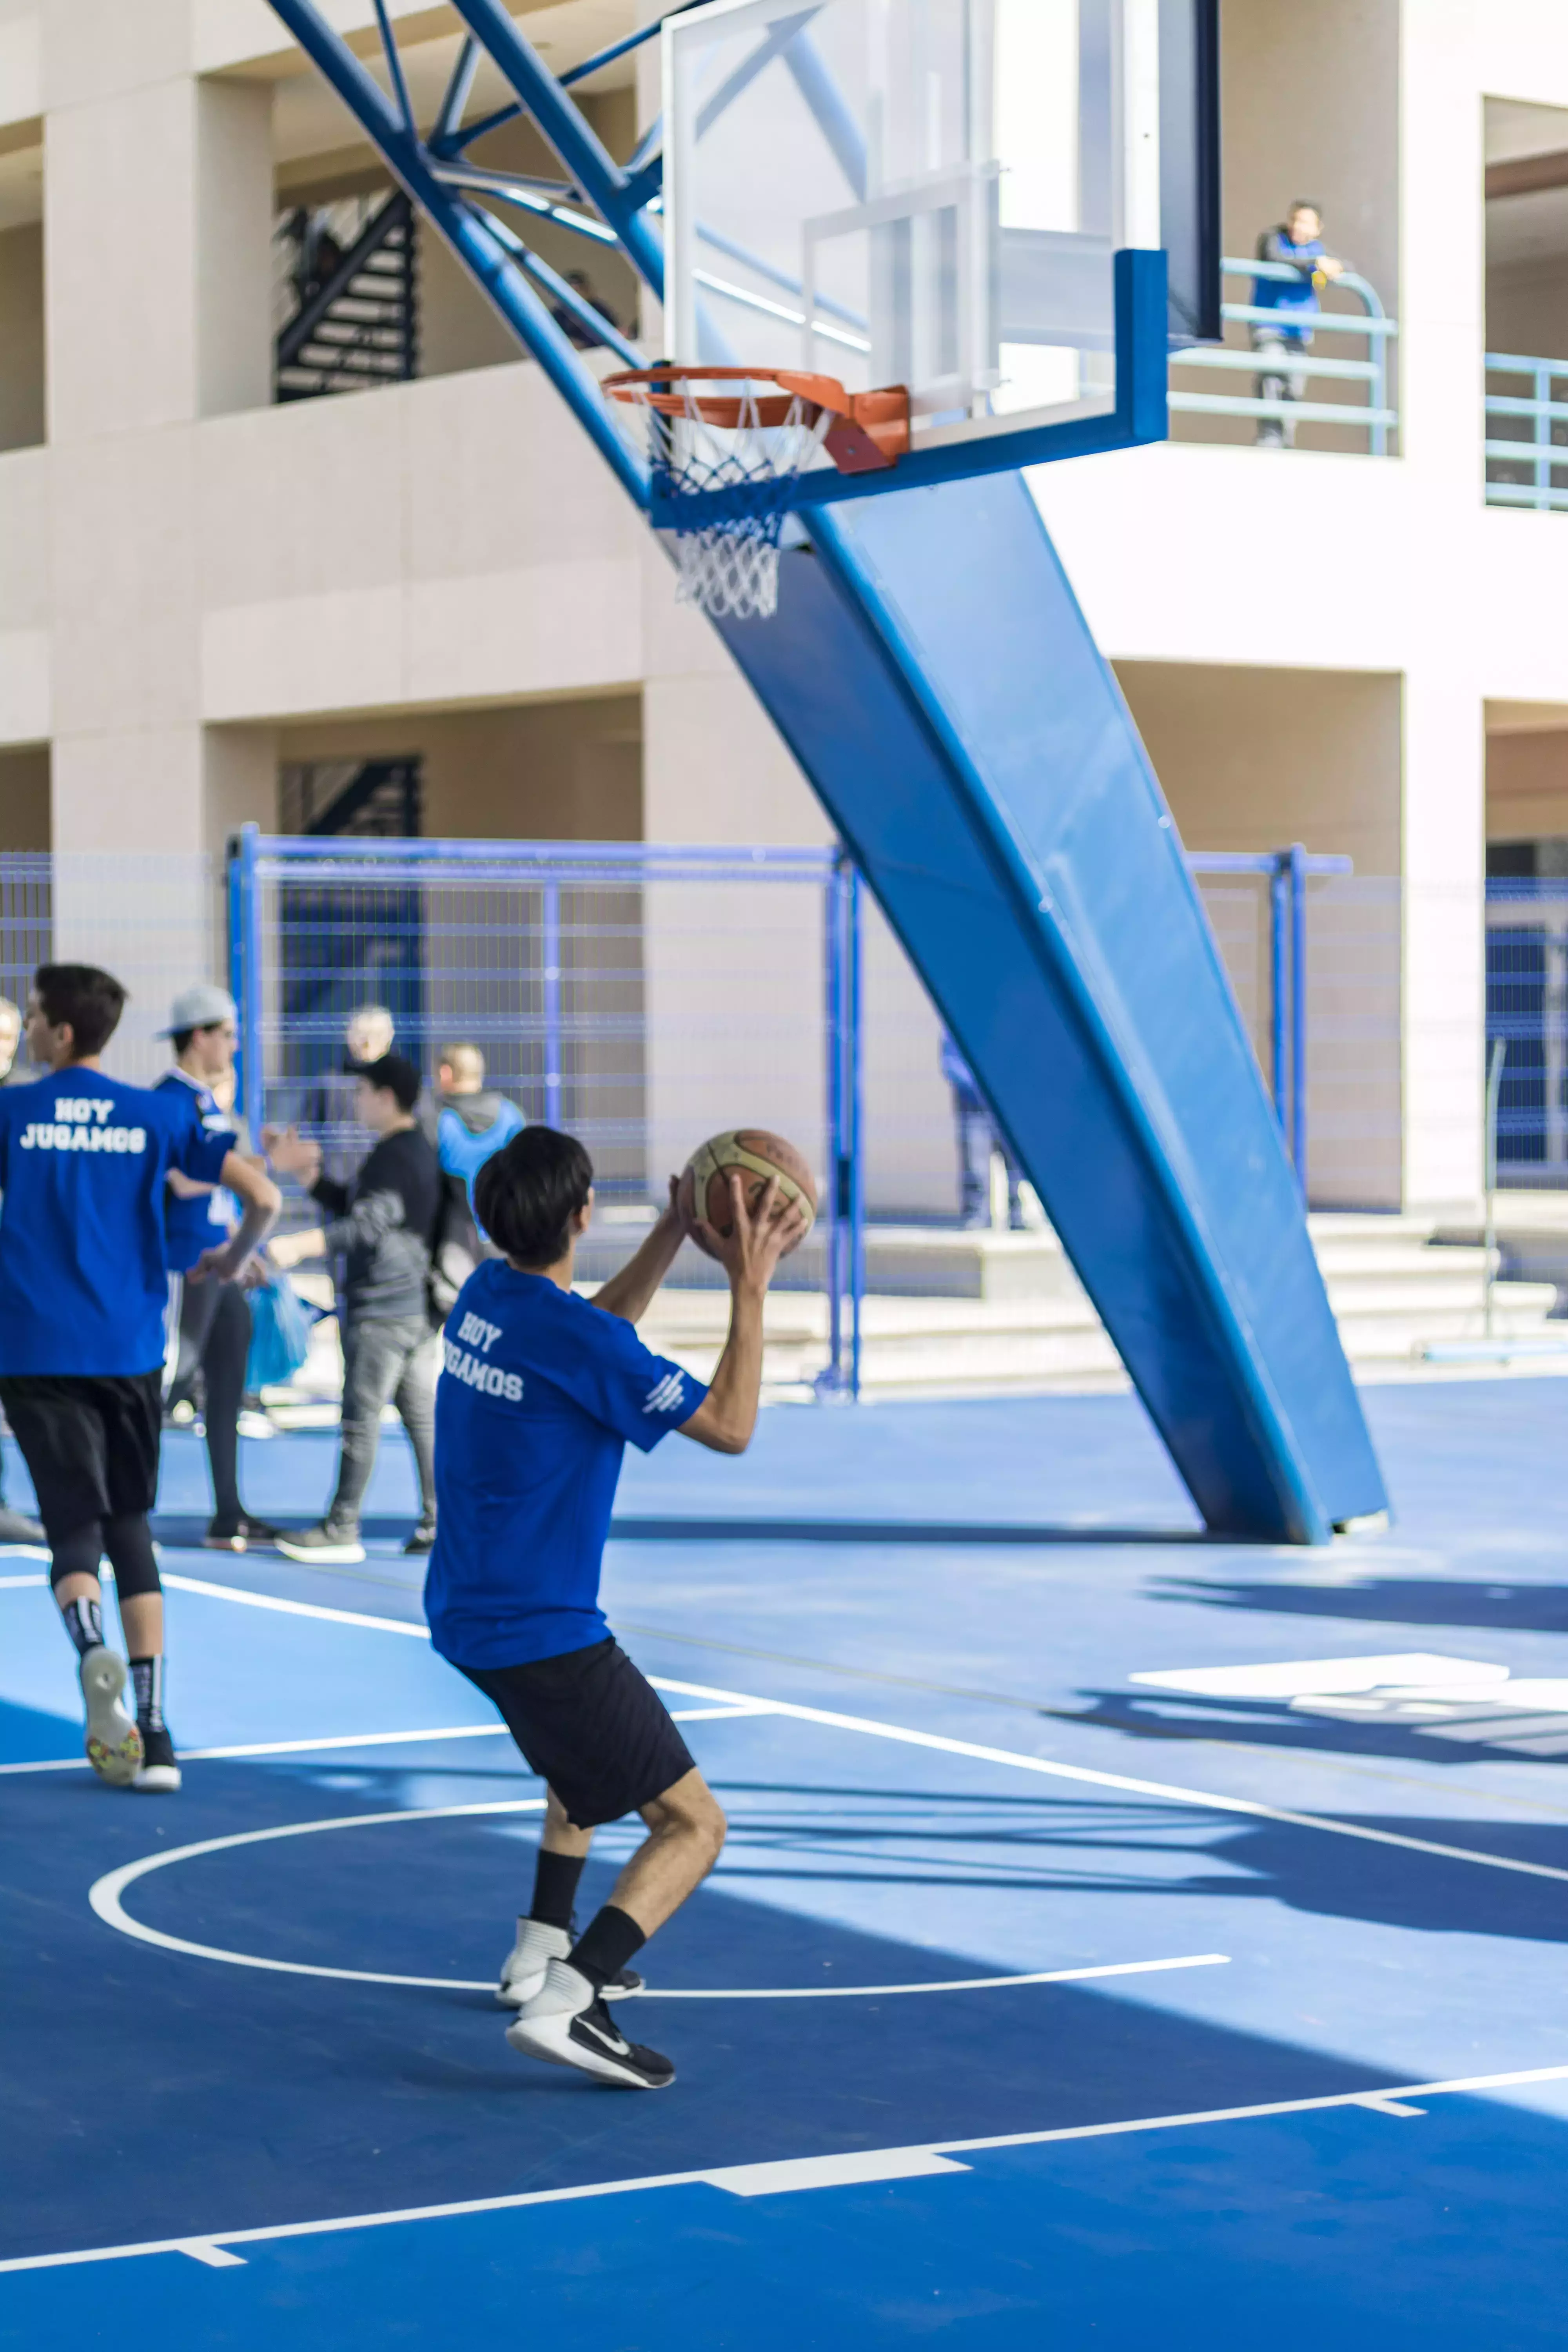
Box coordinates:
[677,1129,817,1259]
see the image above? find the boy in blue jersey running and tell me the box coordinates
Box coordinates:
[426,1124,805,2090]
[0,965,279,1791]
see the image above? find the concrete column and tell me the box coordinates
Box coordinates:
[1403,664,1486,1217]
[42,7,274,857]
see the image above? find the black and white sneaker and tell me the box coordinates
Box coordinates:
[497,1918,643,2008]
[205,1514,283,1553]
[275,1524,366,1565]
[132,1724,182,1793]
[80,1648,143,1788]
[505,1960,673,2089]
[402,1523,436,1557]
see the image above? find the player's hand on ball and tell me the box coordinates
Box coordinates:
[694,1171,808,1292]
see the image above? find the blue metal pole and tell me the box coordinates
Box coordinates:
[542,882,563,1131]
[1289,842,1309,1187]
[263,0,650,511]
[847,860,865,1402]
[1269,855,1289,1134]
[824,859,847,1395]
[226,836,245,1124]
[447,0,665,290]
[1537,364,1551,513]
[238,822,265,1143]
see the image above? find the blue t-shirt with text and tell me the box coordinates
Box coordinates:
[0,1071,232,1375]
[423,1258,707,1670]
[154,1066,240,1275]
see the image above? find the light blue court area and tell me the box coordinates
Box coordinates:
[4,1382,1568,2344]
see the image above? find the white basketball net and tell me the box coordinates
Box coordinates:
[622,380,834,622]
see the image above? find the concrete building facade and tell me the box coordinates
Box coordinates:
[3,0,1568,1234]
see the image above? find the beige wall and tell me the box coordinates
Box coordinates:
[1116,661,1404,1208]
[0,741,47,846]
[0,221,43,450]
[1489,725,1568,838]
[1114,661,1403,869]
[277,695,643,841]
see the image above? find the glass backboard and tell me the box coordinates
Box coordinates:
[661,0,1218,481]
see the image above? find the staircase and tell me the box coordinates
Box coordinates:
[274,192,418,402]
[632,1216,1563,1399]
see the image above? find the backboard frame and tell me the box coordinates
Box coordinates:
[654,0,1215,517]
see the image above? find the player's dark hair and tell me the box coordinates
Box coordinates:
[33,963,127,1058]
[1289,198,1321,220]
[355,1051,421,1112]
[476,1126,593,1267]
[171,1021,227,1055]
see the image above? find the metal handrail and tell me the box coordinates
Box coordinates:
[1484,353,1568,512]
[1170,256,1397,455]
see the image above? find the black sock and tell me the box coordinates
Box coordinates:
[568,1904,646,1994]
[59,1595,104,1658]
[530,1846,586,1933]
[129,1655,164,1733]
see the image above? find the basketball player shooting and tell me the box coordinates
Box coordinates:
[423,1123,811,2090]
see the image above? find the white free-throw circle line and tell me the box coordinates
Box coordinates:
[87,1800,1230,2000]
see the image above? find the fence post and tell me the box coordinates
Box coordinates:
[1537,363,1552,512]
[1289,841,1309,1188]
[847,860,865,1401]
[823,860,846,1394]
[541,880,563,1129]
[1269,854,1289,1135]
[230,822,265,1140]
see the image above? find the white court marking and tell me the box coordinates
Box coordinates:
[8,1567,1566,1883]
[86,1793,1229,2000]
[9,2060,1568,2275]
[0,1706,767,1777]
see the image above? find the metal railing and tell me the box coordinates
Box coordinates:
[1484,355,1568,512]
[1169,256,1397,454]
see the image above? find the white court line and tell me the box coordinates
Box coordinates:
[49,1571,1568,1889]
[0,1570,47,1586]
[85,1793,1230,2001]
[0,1707,768,1777]
[9,2059,1568,2275]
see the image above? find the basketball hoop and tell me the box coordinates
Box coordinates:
[603,367,909,621]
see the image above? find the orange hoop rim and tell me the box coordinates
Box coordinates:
[602,365,853,430]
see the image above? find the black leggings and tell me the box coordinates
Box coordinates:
[171,1277,249,1523]
[49,1514,161,1599]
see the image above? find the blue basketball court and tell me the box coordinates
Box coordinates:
[3,1377,1567,2347]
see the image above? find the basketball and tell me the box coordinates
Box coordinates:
[677,1129,817,1258]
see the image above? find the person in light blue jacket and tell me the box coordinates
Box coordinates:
[430,1042,526,1269]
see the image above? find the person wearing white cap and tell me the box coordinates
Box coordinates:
[156,985,280,1552]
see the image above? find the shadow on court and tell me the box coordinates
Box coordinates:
[1158,1572,1568,1636]
[0,1755,1475,2264]
[1063,1684,1568,1772]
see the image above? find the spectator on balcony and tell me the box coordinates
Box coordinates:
[1251,202,1347,448]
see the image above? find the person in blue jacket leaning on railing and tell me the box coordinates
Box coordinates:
[1251,200,1348,448]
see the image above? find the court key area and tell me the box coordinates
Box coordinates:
[0,1377,1563,2346]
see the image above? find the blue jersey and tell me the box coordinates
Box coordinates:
[154,1067,240,1275]
[0,1071,232,1375]
[424,1258,706,1670]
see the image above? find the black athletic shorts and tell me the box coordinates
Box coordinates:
[459,1638,697,1830]
[0,1370,163,1542]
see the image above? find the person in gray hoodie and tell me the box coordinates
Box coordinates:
[264,1054,441,1564]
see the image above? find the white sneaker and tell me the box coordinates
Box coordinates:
[498,1916,643,2006]
[80,1648,143,1788]
[505,1960,674,2089]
